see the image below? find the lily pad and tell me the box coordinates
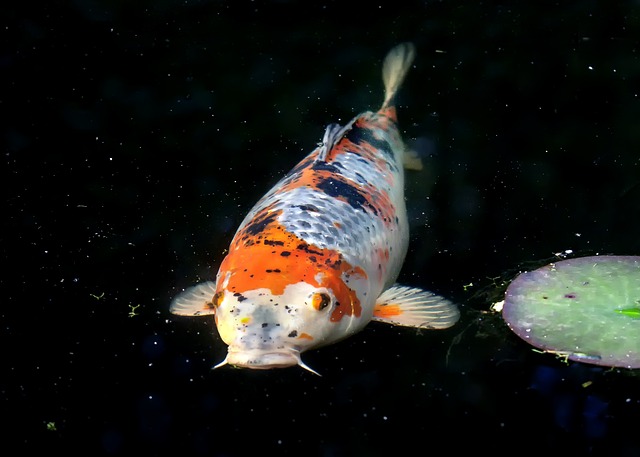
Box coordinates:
[502,255,640,368]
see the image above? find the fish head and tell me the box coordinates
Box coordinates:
[213,280,350,375]
[211,255,371,374]
[207,214,373,374]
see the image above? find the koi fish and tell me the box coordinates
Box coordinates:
[171,43,460,375]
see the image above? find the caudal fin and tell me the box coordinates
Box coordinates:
[382,42,416,109]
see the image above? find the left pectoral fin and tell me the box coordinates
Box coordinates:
[373,285,460,329]
[170,281,217,316]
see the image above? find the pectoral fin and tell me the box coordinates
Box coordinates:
[402,147,423,171]
[373,285,459,329]
[170,281,217,316]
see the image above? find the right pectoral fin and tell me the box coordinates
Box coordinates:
[170,281,217,316]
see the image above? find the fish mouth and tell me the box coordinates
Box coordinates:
[215,348,320,376]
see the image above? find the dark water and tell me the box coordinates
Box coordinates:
[4,1,640,455]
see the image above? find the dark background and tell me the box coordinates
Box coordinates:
[3,1,640,455]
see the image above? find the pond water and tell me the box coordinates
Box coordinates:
[4,1,640,455]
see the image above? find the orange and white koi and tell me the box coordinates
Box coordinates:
[171,43,459,374]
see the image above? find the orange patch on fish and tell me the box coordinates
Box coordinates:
[373,303,402,319]
[218,213,367,322]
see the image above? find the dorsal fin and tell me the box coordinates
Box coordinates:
[315,121,354,163]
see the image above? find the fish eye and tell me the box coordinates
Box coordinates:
[311,292,331,311]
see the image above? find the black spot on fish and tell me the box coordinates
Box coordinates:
[311,160,343,174]
[296,243,324,256]
[346,125,396,165]
[264,239,285,246]
[243,211,278,236]
[266,269,282,273]
[280,251,291,257]
[293,204,320,213]
[316,177,377,216]
[233,292,248,302]
[288,330,298,338]
[354,172,367,184]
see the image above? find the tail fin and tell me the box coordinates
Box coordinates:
[382,42,416,109]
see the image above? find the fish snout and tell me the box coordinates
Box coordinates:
[226,348,299,369]
[215,347,320,375]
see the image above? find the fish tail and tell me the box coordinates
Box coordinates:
[381,42,416,109]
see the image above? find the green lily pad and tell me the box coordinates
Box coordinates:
[502,255,640,369]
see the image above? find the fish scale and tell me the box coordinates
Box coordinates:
[279,187,384,263]
[171,43,460,374]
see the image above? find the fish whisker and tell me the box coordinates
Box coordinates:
[212,355,229,370]
[296,356,322,377]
